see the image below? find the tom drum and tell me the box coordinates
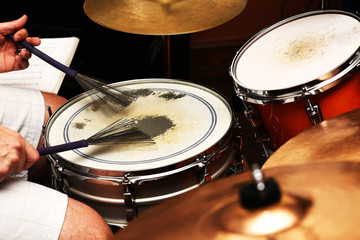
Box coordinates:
[230,10,360,151]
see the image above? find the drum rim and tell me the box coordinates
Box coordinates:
[44,78,235,176]
[230,9,360,104]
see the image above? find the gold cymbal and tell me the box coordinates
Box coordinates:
[114,161,360,239]
[83,0,247,35]
[263,107,360,169]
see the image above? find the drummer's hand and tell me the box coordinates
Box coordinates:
[0,125,39,182]
[0,15,40,73]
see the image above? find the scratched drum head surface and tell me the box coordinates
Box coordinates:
[46,79,233,171]
[232,10,360,91]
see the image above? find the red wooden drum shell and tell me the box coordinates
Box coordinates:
[257,71,360,149]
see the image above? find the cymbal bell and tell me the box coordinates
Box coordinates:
[114,161,360,239]
[83,0,247,35]
[263,107,360,169]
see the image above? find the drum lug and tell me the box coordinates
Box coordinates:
[234,85,248,103]
[352,51,360,67]
[122,174,138,222]
[305,98,323,124]
[196,157,211,185]
[49,159,66,192]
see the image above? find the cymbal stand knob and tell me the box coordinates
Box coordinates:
[240,164,281,209]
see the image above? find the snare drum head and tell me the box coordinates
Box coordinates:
[46,79,233,171]
[232,10,360,91]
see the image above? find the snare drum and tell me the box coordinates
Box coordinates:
[44,78,240,226]
[230,10,360,150]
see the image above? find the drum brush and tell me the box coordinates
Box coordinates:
[7,34,134,113]
[38,118,155,156]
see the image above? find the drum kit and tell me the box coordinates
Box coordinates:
[41,0,360,238]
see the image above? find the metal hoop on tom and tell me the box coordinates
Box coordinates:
[230,10,360,152]
[44,78,241,227]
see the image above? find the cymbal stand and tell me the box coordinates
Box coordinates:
[320,0,329,9]
[162,35,171,78]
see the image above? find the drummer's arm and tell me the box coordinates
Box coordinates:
[0,125,39,182]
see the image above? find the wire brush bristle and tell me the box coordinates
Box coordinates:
[86,118,155,145]
[75,73,135,114]
[38,118,155,156]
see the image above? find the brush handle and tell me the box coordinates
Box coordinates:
[38,140,89,156]
[6,34,78,78]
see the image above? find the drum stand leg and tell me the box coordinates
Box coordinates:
[232,120,246,174]
[242,101,272,159]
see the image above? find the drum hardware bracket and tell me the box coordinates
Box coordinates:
[49,161,67,192]
[52,163,72,194]
[226,152,245,176]
[242,102,272,158]
[207,143,230,162]
[41,106,53,137]
[243,103,270,142]
[350,52,360,68]
[55,166,64,183]
[227,126,245,175]
[305,97,323,125]
[123,173,138,222]
[62,178,70,194]
[46,105,53,117]
[233,148,245,175]
[196,157,211,185]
